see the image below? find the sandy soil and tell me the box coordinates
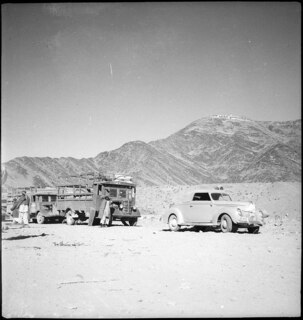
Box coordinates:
[1,182,301,318]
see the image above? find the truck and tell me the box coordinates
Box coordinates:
[55,176,140,226]
[30,187,60,223]
[3,186,60,223]
[3,173,141,227]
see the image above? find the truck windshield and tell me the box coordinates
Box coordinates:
[109,189,117,197]
[211,193,232,201]
[118,189,127,198]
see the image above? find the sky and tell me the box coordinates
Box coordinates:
[1,2,301,162]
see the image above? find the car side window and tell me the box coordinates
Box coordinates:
[193,193,211,201]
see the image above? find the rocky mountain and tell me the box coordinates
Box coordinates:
[2,115,301,188]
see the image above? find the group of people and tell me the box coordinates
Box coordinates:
[10,190,30,227]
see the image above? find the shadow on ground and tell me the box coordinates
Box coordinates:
[161,226,257,234]
[3,233,48,241]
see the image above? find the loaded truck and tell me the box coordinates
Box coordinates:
[55,176,140,226]
[4,173,140,227]
[2,186,59,223]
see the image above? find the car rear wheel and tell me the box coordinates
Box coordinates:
[247,226,260,234]
[36,213,45,224]
[168,214,180,232]
[220,214,237,233]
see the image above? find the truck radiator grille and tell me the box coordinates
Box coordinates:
[123,201,131,213]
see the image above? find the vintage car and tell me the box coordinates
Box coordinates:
[162,188,263,233]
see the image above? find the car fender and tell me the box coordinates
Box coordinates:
[212,207,238,224]
[163,207,185,225]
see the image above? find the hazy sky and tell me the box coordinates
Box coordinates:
[1,2,301,162]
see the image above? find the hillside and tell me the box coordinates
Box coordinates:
[2,115,301,188]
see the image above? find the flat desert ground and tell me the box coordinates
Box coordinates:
[2,182,301,318]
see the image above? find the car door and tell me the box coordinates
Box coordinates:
[188,192,214,223]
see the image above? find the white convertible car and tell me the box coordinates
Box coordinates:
[162,188,264,233]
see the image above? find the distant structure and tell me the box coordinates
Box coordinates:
[211,114,251,121]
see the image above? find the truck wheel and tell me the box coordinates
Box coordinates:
[121,218,129,226]
[129,218,138,226]
[66,211,75,226]
[59,216,65,223]
[36,213,45,224]
[168,214,180,232]
[247,226,260,234]
[220,214,237,233]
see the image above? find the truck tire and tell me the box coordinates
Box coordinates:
[129,218,138,226]
[121,218,129,226]
[36,213,45,224]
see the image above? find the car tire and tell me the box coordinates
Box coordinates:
[220,214,237,233]
[66,210,75,226]
[129,218,138,226]
[168,214,180,232]
[36,213,45,224]
[247,226,260,234]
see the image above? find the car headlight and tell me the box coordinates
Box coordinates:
[119,204,123,210]
[237,208,243,216]
[132,206,137,212]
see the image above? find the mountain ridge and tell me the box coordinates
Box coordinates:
[2,115,301,187]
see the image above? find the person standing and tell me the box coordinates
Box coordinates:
[16,190,30,227]
[99,188,111,227]
[10,198,20,224]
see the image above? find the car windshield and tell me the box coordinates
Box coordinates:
[211,193,232,201]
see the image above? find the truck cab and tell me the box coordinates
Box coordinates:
[96,181,140,226]
[30,187,59,223]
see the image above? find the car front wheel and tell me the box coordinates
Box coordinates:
[220,214,237,233]
[168,214,180,232]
